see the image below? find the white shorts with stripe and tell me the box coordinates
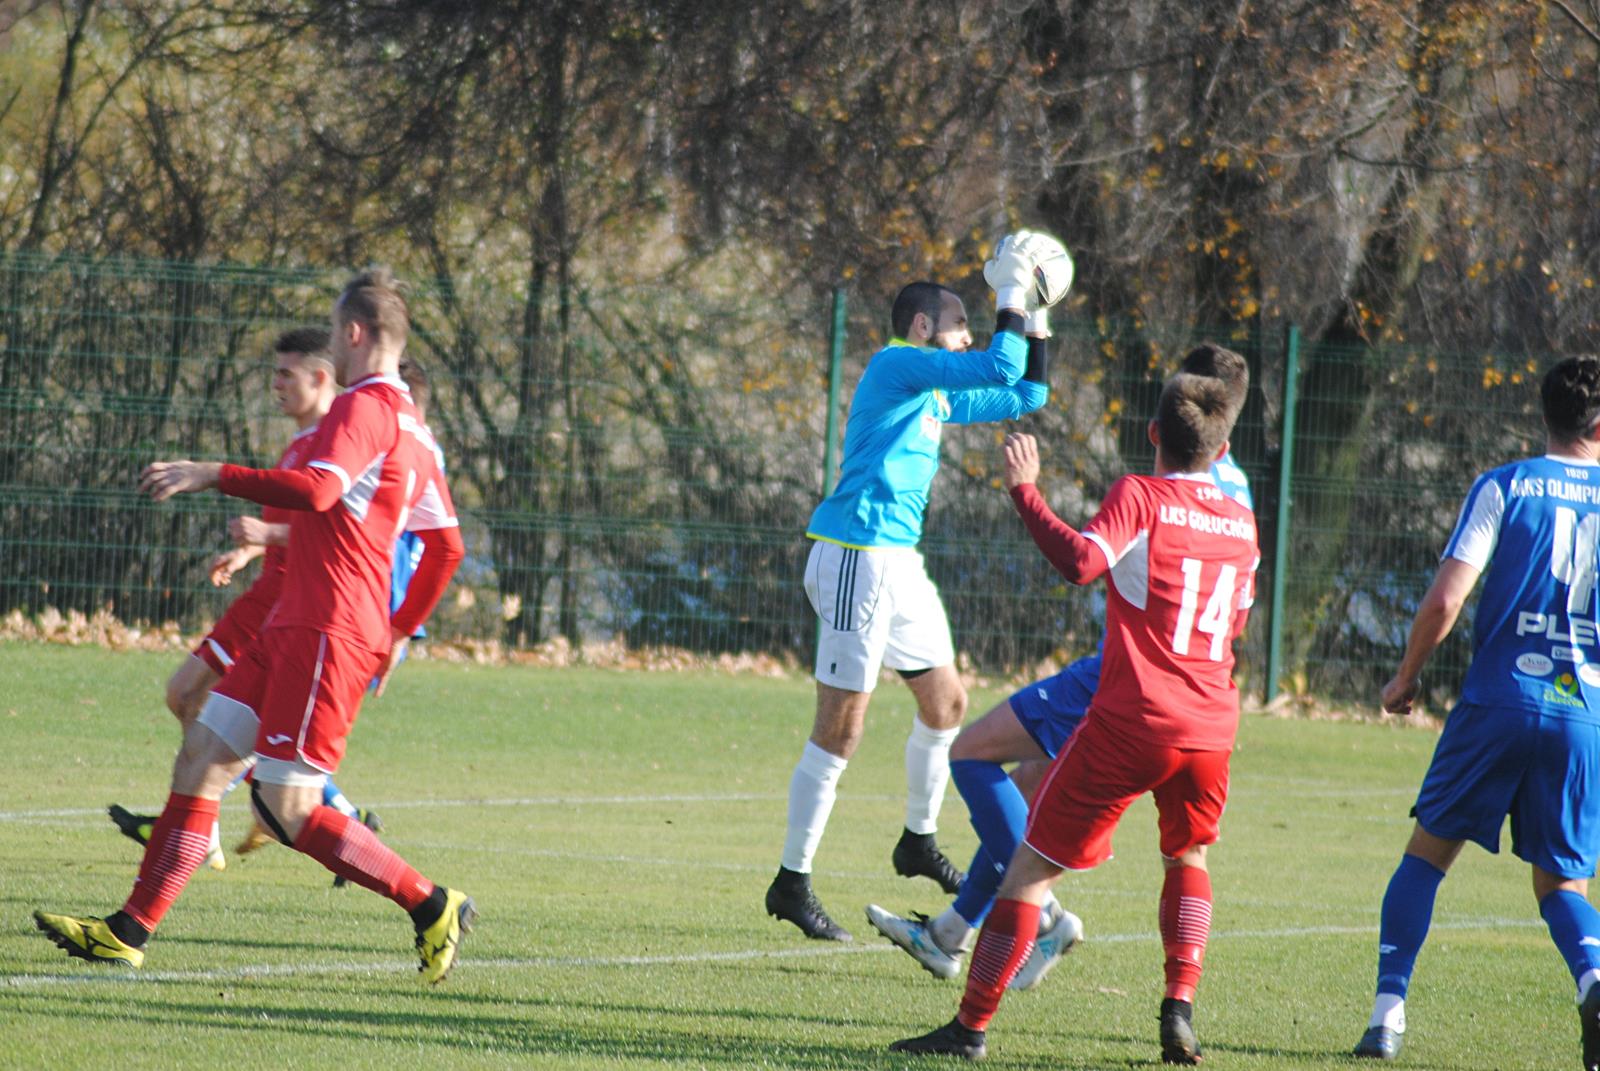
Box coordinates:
[803,539,955,693]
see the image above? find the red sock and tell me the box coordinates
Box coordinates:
[122,792,221,931]
[1160,865,1213,1003]
[956,898,1040,1032]
[293,805,434,911]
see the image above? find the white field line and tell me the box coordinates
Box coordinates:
[0,793,908,825]
[1,917,1545,990]
[0,779,1411,826]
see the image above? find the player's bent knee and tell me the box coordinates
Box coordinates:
[250,763,325,846]
[172,723,247,797]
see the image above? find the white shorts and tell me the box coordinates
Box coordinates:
[804,540,955,693]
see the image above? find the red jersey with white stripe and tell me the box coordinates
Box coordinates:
[1011,472,1258,750]
[269,375,458,652]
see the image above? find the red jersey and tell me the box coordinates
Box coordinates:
[220,375,458,653]
[248,425,319,596]
[1011,472,1259,750]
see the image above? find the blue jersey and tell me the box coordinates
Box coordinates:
[389,435,446,639]
[1445,454,1600,721]
[807,329,1043,548]
[1212,451,1252,511]
[391,530,426,638]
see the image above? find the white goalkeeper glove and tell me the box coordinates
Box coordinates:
[1009,230,1074,310]
[1024,309,1051,338]
[983,233,1033,313]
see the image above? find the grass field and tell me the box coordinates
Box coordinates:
[0,641,1586,1069]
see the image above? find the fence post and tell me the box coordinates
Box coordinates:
[822,287,847,498]
[816,287,847,653]
[1266,322,1301,703]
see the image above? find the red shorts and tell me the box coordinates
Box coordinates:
[192,588,275,675]
[211,625,382,773]
[1023,712,1231,871]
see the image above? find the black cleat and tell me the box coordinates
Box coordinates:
[1159,998,1202,1065]
[333,809,385,888]
[889,1017,987,1060]
[765,867,851,941]
[108,804,154,847]
[1581,984,1600,1071]
[1353,1025,1401,1060]
[893,829,965,895]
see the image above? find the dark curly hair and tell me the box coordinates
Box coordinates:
[1542,355,1600,440]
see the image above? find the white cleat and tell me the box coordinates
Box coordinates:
[865,904,963,980]
[1008,905,1083,990]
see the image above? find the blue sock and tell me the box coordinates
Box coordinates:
[1540,888,1600,994]
[952,845,1005,926]
[950,759,1032,924]
[1376,853,1446,998]
[219,766,251,800]
[322,779,359,817]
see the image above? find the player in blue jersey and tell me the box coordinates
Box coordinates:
[867,344,1253,988]
[1353,355,1600,1066]
[766,235,1069,941]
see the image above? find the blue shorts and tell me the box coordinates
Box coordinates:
[1008,655,1100,758]
[1414,701,1600,879]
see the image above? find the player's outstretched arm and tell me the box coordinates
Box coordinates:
[216,463,344,511]
[139,460,223,501]
[1380,557,1481,714]
[1003,433,1108,584]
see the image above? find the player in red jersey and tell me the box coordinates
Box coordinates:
[35,268,473,983]
[891,371,1259,1065]
[107,328,336,870]
[167,328,336,717]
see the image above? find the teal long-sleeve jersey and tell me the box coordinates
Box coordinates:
[806,321,1045,549]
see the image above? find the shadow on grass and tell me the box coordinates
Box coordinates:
[6,991,925,1068]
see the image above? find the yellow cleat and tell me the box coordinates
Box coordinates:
[415,888,476,985]
[235,824,274,856]
[33,911,144,968]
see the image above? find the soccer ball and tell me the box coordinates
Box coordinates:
[1023,231,1074,310]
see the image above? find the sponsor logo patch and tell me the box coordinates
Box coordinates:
[1516,653,1555,676]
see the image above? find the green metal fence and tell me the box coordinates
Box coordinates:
[0,251,1550,708]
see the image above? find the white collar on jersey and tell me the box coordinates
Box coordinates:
[346,373,410,393]
[1162,470,1219,484]
[291,423,318,440]
[1545,453,1600,466]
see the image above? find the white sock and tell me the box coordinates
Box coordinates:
[904,718,960,834]
[208,820,222,855]
[780,741,848,873]
[1369,992,1406,1032]
[931,907,975,954]
[1039,893,1064,933]
[1579,969,1600,1003]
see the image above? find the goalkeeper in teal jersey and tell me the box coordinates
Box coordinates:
[767,233,1068,941]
